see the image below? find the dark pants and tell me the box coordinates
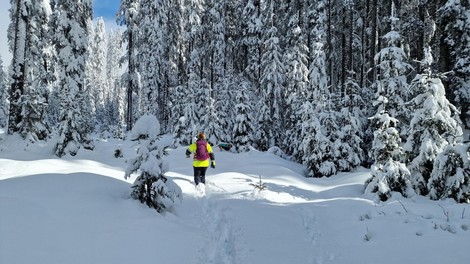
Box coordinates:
[194,166,208,185]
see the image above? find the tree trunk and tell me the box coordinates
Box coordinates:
[8,0,27,134]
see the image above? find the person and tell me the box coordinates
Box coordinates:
[218,142,232,151]
[186,132,215,185]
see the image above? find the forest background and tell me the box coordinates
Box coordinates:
[1,0,470,202]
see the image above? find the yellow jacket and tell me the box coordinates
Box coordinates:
[186,141,215,167]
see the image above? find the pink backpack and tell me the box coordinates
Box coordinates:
[195,139,210,160]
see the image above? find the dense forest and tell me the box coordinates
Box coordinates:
[1,0,470,202]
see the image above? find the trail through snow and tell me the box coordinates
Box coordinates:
[1,136,470,264]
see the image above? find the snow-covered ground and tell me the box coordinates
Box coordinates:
[1,134,470,264]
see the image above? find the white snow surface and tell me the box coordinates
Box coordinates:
[1,134,470,264]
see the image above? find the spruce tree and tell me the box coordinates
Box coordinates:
[428,143,470,203]
[138,0,169,124]
[117,0,140,131]
[8,0,51,140]
[201,96,222,145]
[258,0,284,150]
[365,111,414,201]
[125,114,182,213]
[373,11,412,140]
[7,0,28,134]
[283,5,309,159]
[302,96,337,177]
[404,47,463,195]
[439,1,470,128]
[53,0,94,157]
[241,0,263,88]
[0,57,6,128]
[233,78,255,152]
[334,106,363,172]
[86,17,107,133]
[105,29,125,138]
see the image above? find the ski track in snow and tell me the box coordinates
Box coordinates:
[195,182,246,264]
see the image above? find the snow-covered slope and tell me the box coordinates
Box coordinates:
[1,135,469,264]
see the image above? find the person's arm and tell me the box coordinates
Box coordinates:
[207,144,215,168]
[186,144,196,158]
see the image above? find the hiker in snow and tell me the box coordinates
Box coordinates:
[186,132,215,185]
[218,142,232,151]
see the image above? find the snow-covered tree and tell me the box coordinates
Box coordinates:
[333,107,363,172]
[8,0,52,140]
[233,78,255,152]
[201,96,222,145]
[215,75,236,144]
[304,98,338,177]
[0,57,7,128]
[7,0,28,134]
[365,111,414,201]
[117,0,140,131]
[241,0,263,87]
[171,83,198,147]
[86,17,107,133]
[125,114,182,213]
[439,1,470,128]
[283,6,309,158]
[373,7,412,139]
[404,47,463,195]
[53,0,94,157]
[208,0,227,98]
[307,0,328,103]
[184,0,205,82]
[428,143,470,203]
[258,0,284,149]
[138,0,169,125]
[300,100,323,177]
[105,29,125,138]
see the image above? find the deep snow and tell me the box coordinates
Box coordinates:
[1,134,470,264]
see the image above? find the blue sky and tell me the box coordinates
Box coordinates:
[94,0,121,21]
[0,1,123,66]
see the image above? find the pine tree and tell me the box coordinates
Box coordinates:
[334,106,363,172]
[86,17,107,134]
[302,97,336,177]
[208,0,227,99]
[300,100,321,177]
[283,2,309,158]
[308,0,328,103]
[7,0,28,134]
[105,29,125,138]
[365,111,414,201]
[233,78,255,152]
[0,56,7,128]
[171,83,199,147]
[404,47,463,195]
[215,76,236,144]
[138,0,169,126]
[373,8,412,139]
[8,0,52,140]
[241,0,263,88]
[428,143,470,203]
[166,0,185,90]
[439,1,470,128]
[125,114,182,213]
[53,0,94,157]
[255,98,272,151]
[258,0,284,150]
[117,0,140,131]
[201,96,222,145]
